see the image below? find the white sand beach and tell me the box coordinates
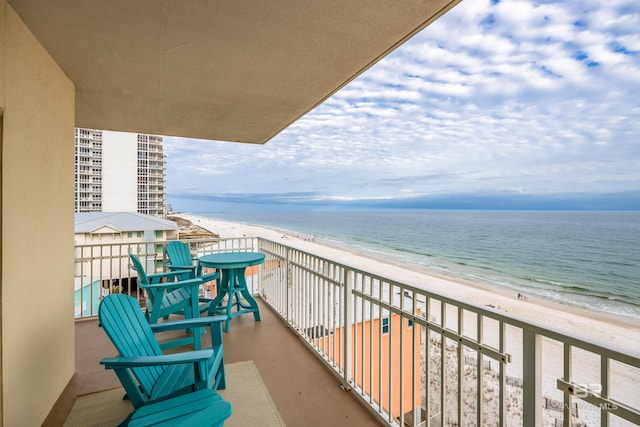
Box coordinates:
[178,213,640,426]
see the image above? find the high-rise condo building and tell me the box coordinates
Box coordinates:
[74,129,167,217]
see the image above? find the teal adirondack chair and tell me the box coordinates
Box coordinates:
[99,294,227,411]
[129,253,209,348]
[125,389,232,427]
[166,241,220,306]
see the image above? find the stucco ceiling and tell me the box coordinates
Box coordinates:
[10,0,460,144]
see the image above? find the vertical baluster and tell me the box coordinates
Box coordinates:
[377,279,383,415]
[440,302,446,427]
[601,355,610,427]
[425,296,431,426]
[399,300,405,427]
[458,307,464,425]
[523,329,541,427]
[477,314,484,427]
[562,342,572,427]
[411,291,418,427]
[498,320,506,427]
[343,269,353,389]
[386,282,393,423]
[368,278,374,403]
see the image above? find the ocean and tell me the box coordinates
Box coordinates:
[194,210,640,321]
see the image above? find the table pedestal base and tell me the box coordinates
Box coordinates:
[209,267,260,332]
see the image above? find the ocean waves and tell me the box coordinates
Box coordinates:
[200,210,640,320]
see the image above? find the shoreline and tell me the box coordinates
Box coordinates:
[177,212,640,425]
[177,213,640,352]
[302,231,640,330]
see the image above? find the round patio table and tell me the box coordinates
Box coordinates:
[199,252,265,332]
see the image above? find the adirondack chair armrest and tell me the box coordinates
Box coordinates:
[166,263,197,271]
[147,269,196,283]
[145,278,203,291]
[200,271,220,281]
[152,315,226,348]
[149,315,228,333]
[193,258,205,275]
[100,349,214,368]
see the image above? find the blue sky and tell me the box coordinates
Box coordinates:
[165,0,640,212]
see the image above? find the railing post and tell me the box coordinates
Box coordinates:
[563,343,572,427]
[600,355,610,427]
[285,247,292,324]
[343,268,353,388]
[523,328,542,427]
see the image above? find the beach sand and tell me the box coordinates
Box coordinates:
[178,213,640,426]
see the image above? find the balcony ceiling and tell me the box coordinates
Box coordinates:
[9,0,460,144]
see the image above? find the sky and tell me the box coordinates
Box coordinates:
[165,0,640,212]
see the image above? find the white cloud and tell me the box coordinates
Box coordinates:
[166,0,640,210]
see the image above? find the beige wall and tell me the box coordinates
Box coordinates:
[1,2,76,425]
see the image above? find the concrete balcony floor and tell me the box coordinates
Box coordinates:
[44,298,382,426]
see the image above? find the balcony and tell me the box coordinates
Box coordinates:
[65,237,640,426]
[46,298,382,426]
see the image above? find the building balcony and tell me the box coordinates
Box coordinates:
[64,237,640,427]
[46,298,381,426]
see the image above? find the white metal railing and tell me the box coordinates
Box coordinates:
[74,236,640,426]
[257,238,640,427]
[74,237,257,319]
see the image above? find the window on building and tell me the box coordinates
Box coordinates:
[155,230,163,239]
[127,232,132,238]
[382,317,389,334]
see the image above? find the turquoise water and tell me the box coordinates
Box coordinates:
[75,280,100,318]
[194,210,640,321]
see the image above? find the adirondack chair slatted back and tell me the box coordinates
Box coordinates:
[166,241,220,303]
[166,241,199,276]
[129,252,195,323]
[129,252,155,301]
[99,293,166,399]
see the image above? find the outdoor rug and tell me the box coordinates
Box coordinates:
[64,360,285,426]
